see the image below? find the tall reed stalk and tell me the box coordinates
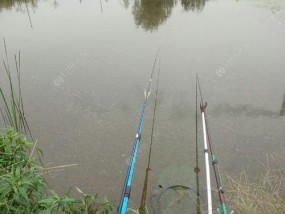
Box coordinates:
[0,39,33,139]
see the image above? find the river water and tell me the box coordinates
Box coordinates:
[1,0,285,212]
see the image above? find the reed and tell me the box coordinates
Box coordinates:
[0,39,32,137]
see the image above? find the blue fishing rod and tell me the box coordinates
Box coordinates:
[117,50,160,214]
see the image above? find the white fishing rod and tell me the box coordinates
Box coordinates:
[197,75,212,214]
[197,75,233,214]
[201,102,213,214]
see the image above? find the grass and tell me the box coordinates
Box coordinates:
[0,128,113,213]
[225,158,285,213]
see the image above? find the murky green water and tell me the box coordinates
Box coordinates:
[1,0,285,212]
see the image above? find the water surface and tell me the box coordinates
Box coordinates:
[1,0,285,212]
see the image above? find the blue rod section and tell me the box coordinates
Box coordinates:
[117,49,159,214]
[117,98,149,214]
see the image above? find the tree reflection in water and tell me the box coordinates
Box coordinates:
[133,0,176,31]
[130,0,208,31]
[1,0,209,31]
[0,0,37,11]
[181,0,206,12]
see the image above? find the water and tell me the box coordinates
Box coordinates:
[0,0,285,212]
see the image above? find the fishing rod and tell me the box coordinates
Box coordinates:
[280,93,285,116]
[117,50,160,214]
[194,76,201,214]
[196,75,228,214]
[139,58,161,213]
[198,87,212,214]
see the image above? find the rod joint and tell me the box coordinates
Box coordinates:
[218,187,225,194]
[200,102,207,112]
[124,186,131,198]
[135,133,141,141]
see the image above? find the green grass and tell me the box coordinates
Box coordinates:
[0,128,113,214]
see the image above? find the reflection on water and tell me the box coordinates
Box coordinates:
[133,0,176,31]
[280,94,285,116]
[0,0,37,11]
[122,0,130,9]
[181,0,207,11]
[129,0,209,31]
[211,103,280,118]
[0,0,36,28]
[53,0,59,9]
[0,0,210,31]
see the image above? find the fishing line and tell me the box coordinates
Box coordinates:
[117,48,160,214]
[139,57,161,213]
